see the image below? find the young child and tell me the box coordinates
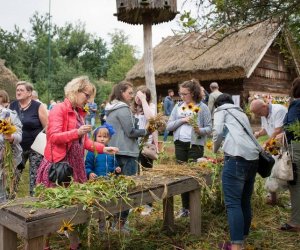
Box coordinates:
[85,123,121,233]
[85,123,121,180]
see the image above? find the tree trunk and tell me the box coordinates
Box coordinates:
[143,17,157,107]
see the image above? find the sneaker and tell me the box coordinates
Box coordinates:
[111,220,130,235]
[141,204,154,216]
[176,208,190,218]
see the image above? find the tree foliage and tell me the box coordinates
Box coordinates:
[180,0,300,44]
[106,30,137,83]
[0,13,136,103]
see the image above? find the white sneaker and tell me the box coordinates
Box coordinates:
[176,208,190,218]
[141,204,154,216]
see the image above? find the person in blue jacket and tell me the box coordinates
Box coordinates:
[85,123,121,180]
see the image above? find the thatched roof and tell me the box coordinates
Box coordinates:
[126,20,285,85]
[0,59,18,101]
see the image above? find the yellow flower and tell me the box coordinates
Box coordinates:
[0,118,16,135]
[193,106,200,113]
[58,220,74,234]
[206,141,213,150]
[83,104,89,114]
[188,103,194,109]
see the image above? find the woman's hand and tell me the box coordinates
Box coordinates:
[136,90,146,101]
[181,116,190,123]
[78,125,92,136]
[103,147,119,154]
[3,134,14,143]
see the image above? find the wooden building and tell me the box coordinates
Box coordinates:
[0,59,18,101]
[126,20,300,105]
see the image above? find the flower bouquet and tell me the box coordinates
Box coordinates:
[0,114,17,199]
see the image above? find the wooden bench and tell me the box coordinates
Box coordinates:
[0,174,210,250]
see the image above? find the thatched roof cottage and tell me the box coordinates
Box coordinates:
[126,20,300,104]
[0,59,18,101]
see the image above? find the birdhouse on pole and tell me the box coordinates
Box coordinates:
[114,0,178,105]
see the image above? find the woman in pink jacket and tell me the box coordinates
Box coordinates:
[36,76,118,250]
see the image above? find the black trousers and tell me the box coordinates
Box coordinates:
[174,140,204,209]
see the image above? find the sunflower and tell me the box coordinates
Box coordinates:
[58,220,75,234]
[0,118,16,135]
[188,103,194,109]
[193,106,200,113]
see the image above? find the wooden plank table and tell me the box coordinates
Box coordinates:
[0,174,210,250]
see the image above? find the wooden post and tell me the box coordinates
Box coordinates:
[162,196,174,232]
[24,236,44,250]
[0,225,17,250]
[143,15,157,106]
[189,188,201,236]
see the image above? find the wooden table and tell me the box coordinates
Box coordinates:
[0,174,210,250]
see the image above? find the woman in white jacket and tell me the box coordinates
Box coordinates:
[213,93,259,250]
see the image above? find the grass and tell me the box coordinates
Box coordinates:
[14,138,300,249]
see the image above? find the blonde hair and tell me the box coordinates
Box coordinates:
[64,76,96,105]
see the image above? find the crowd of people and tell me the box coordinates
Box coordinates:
[0,76,300,250]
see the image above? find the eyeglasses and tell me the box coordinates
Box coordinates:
[82,91,91,100]
[179,92,190,97]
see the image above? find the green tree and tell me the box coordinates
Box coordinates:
[79,37,108,79]
[106,30,137,83]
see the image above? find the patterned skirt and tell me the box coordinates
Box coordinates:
[36,140,87,187]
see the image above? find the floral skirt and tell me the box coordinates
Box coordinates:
[36,140,87,187]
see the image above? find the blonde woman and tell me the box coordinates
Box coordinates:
[36,76,118,250]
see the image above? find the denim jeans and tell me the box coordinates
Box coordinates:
[222,155,258,244]
[116,155,138,176]
[116,155,138,220]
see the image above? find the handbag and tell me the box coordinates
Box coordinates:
[141,143,158,160]
[225,109,275,178]
[272,134,293,180]
[48,143,73,185]
[258,150,275,178]
[48,161,73,184]
[31,128,46,155]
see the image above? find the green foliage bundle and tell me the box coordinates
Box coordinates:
[285,120,300,141]
[31,175,136,211]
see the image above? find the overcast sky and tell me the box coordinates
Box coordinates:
[0,0,192,56]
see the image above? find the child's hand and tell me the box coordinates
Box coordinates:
[3,134,14,143]
[89,173,97,180]
[104,147,119,154]
[115,167,121,173]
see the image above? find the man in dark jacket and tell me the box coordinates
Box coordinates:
[163,89,174,141]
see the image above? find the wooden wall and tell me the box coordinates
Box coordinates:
[243,45,297,97]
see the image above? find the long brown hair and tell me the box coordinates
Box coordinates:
[108,80,133,104]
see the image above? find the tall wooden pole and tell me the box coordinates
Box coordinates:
[143,15,157,106]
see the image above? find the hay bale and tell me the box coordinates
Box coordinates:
[0,59,18,101]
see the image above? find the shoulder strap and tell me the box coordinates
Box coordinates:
[225,109,263,152]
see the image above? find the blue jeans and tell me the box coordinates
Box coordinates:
[222,155,258,244]
[116,155,138,221]
[116,155,138,176]
[163,130,169,142]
